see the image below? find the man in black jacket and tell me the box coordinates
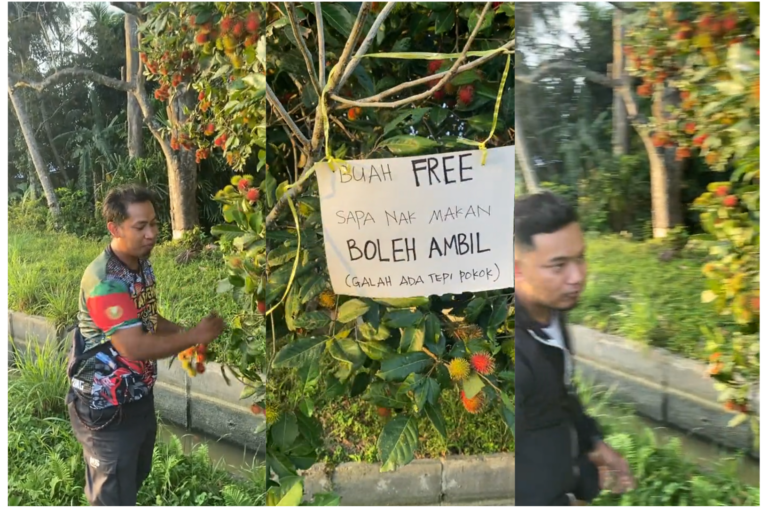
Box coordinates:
[515,191,634,505]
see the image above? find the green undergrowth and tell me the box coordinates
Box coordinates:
[8,231,265,372]
[8,340,266,506]
[270,368,512,467]
[577,379,759,506]
[569,234,729,361]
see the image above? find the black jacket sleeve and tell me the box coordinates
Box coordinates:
[568,390,603,455]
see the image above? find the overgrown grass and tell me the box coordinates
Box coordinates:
[8,340,266,506]
[317,389,512,465]
[577,379,759,506]
[8,231,265,371]
[569,235,729,360]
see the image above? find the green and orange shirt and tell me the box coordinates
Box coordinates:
[69,246,159,410]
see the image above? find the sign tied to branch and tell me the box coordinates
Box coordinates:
[317,146,515,297]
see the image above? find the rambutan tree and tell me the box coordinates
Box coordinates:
[518,2,759,441]
[263,2,514,503]
[136,2,269,405]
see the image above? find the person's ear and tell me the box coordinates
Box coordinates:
[107,221,120,238]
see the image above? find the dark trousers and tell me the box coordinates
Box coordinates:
[68,395,157,506]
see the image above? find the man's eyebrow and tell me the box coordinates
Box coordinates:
[546,250,586,264]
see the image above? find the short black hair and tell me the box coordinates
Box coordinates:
[515,191,578,250]
[102,184,157,224]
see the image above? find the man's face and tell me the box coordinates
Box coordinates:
[110,202,159,258]
[515,221,587,311]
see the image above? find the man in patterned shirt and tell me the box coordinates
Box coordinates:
[66,184,225,506]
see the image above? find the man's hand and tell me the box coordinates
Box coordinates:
[588,441,635,494]
[190,312,225,345]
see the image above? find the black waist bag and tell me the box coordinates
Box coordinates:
[65,326,115,405]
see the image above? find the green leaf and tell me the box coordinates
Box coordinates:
[378,352,432,382]
[328,338,366,368]
[462,373,485,399]
[359,341,396,361]
[379,136,439,156]
[424,402,447,440]
[451,69,482,86]
[266,476,304,507]
[714,81,745,96]
[400,323,426,353]
[464,297,487,322]
[468,7,494,33]
[239,382,260,400]
[384,309,424,328]
[267,450,297,479]
[377,415,419,472]
[210,224,243,240]
[268,244,298,267]
[271,412,299,451]
[501,392,514,432]
[429,107,450,128]
[413,377,440,412]
[392,37,411,53]
[300,274,328,304]
[337,299,371,323]
[320,4,356,37]
[382,108,431,136]
[308,493,341,506]
[364,381,408,409]
[293,311,332,330]
[424,313,441,344]
[489,300,508,329]
[373,297,429,308]
[435,9,455,34]
[273,337,328,369]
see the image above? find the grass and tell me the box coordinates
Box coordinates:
[8,340,266,506]
[268,366,512,467]
[8,231,265,372]
[569,234,729,360]
[576,379,759,506]
[317,389,512,465]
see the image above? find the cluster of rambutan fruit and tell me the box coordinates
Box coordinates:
[178,344,208,377]
[448,351,496,414]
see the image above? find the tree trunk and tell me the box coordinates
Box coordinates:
[8,87,60,216]
[612,9,629,156]
[166,88,199,239]
[125,14,144,159]
[37,95,70,186]
[644,87,683,238]
[514,116,540,194]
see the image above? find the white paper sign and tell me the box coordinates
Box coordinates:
[316,146,515,298]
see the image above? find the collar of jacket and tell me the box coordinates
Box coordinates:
[515,294,554,341]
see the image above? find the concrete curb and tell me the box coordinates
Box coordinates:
[301,453,514,506]
[570,324,759,458]
[8,311,265,455]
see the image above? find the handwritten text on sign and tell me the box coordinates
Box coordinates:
[317,146,515,297]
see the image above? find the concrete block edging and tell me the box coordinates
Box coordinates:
[301,453,515,506]
[570,324,759,457]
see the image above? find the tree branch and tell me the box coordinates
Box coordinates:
[328,2,496,109]
[10,68,135,92]
[266,83,311,147]
[515,60,615,87]
[314,1,326,89]
[110,2,144,18]
[286,2,321,98]
[336,1,397,91]
[266,2,372,228]
[330,38,515,109]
